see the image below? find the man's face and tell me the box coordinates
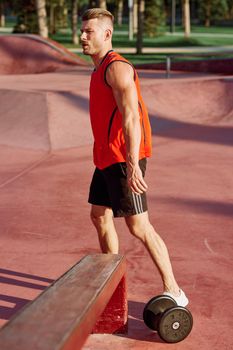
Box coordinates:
[80,18,109,56]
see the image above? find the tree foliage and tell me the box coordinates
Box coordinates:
[12,0,38,33]
[3,0,233,37]
[226,0,233,18]
[11,0,71,34]
[144,0,166,37]
[198,0,229,26]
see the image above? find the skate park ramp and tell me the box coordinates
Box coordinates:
[0,73,233,151]
[0,34,89,74]
[140,75,233,126]
[0,85,92,150]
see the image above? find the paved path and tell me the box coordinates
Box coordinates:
[0,67,233,349]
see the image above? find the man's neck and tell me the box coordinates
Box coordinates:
[91,47,113,69]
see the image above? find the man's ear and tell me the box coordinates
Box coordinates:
[105,29,112,41]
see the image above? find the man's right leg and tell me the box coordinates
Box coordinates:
[90,204,119,254]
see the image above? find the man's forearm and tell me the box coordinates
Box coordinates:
[122,113,148,194]
[123,113,141,168]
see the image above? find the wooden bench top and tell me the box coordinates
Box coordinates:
[0,254,127,350]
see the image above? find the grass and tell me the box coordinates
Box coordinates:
[115,23,233,34]
[2,19,233,65]
[174,25,233,34]
[2,18,233,46]
[113,35,203,48]
[117,53,167,65]
[49,23,233,48]
[51,29,233,65]
[50,31,233,49]
[37,28,233,65]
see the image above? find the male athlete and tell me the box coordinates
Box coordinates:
[81,8,188,306]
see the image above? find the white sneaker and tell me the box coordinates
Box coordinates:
[163,289,189,307]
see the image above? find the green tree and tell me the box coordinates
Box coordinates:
[226,0,233,18]
[198,0,228,26]
[12,0,38,33]
[144,0,166,37]
[49,0,69,33]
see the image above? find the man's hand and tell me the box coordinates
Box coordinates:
[127,164,148,194]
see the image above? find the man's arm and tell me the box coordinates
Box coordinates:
[106,61,148,194]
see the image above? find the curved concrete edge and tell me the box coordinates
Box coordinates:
[0,34,90,75]
[4,34,89,65]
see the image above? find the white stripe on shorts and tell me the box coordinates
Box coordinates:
[132,192,143,214]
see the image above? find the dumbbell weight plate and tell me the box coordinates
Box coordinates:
[158,306,193,343]
[143,295,177,331]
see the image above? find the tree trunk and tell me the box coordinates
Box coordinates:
[117,0,123,26]
[60,0,68,28]
[95,0,106,8]
[133,0,138,34]
[230,4,233,19]
[49,2,56,34]
[100,0,106,8]
[170,0,176,33]
[129,0,133,40]
[182,0,190,38]
[71,0,79,44]
[205,1,211,27]
[0,1,5,27]
[136,0,144,54]
[36,0,48,38]
[89,0,95,7]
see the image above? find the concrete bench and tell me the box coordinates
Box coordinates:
[0,254,127,350]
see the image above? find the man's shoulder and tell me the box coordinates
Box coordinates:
[106,52,135,75]
[108,51,133,66]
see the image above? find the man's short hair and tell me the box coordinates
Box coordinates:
[81,8,114,25]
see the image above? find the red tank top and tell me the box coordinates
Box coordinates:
[89,50,152,169]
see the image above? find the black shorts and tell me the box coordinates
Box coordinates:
[88,158,148,217]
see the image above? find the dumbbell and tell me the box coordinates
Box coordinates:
[143,295,193,343]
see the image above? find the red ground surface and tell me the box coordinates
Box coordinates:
[0,64,233,350]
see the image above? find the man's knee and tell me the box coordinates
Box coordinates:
[125,212,152,241]
[90,212,106,228]
[90,205,113,228]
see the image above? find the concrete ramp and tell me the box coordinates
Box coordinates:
[0,35,89,75]
[0,90,50,149]
[141,77,233,126]
[0,73,233,151]
[0,88,92,150]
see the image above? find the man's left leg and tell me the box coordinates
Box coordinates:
[124,211,181,297]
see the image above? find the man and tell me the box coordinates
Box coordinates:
[81,8,188,306]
